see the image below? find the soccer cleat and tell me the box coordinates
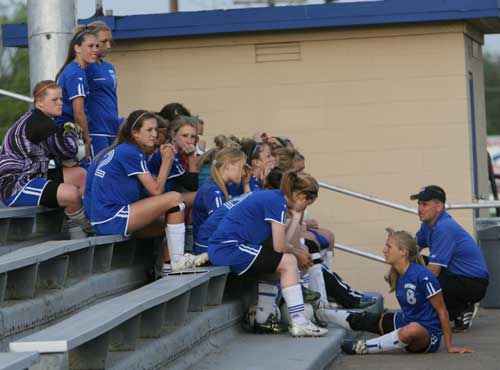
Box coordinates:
[171,253,208,271]
[289,320,328,337]
[254,312,287,334]
[454,303,478,332]
[341,339,368,355]
[301,286,321,305]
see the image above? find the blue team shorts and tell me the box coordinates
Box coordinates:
[208,241,262,275]
[3,178,51,207]
[193,241,208,255]
[92,205,131,237]
[394,311,442,353]
[307,228,330,250]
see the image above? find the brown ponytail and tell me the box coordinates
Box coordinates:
[280,170,319,200]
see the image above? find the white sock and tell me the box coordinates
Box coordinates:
[300,272,310,288]
[322,250,333,272]
[65,208,94,232]
[282,284,307,325]
[308,264,328,305]
[365,329,407,353]
[315,309,352,330]
[166,223,185,264]
[256,280,279,324]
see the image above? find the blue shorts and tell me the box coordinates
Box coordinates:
[92,205,131,237]
[193,242,208,255]
[208,240,262,275]
[3,178,51,207]
[90,134,116,159]
[394,311,442,353]
[307,228,330,250]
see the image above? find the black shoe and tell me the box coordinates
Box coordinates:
[254,313,287,334]
[302,286,321,305]
[454,303,478,332]
[341,338,368,355]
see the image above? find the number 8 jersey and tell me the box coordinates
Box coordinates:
[395,263,443,335]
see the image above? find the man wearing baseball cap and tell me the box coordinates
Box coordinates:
[411,185,489,331]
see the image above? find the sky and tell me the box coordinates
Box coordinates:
[2,0,500,55]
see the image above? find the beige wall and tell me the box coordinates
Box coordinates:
[109,22,487,307]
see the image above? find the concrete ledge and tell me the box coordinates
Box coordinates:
[0,352,39,370]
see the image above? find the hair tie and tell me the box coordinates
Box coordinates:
[33,82,58,98]
[212,159,217,166]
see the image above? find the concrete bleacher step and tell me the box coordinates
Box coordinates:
[0,207,64,245]
[180,326,346,370]
[9,267,230,370]
[0,352,39,370]
[0,235,154,348]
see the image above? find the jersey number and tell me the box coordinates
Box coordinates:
[406,289,416,305]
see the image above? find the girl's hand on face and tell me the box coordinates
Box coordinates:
[160,143,176,162]
[182,142,196,156]
[289,208,302,220]
[242,164,252,184]
[259,161,274,183]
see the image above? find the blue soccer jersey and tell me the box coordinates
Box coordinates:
[88,143,149,225]
[86,60,120,135]
[55,61,89,126]
[416,211,489,280]
[208,190,287,274]
[394,263,442,335]
[192,179,226,239]
[195,192,252,250]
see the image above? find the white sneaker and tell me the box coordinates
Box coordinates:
[289,320,328,337]
[171,253,209,271]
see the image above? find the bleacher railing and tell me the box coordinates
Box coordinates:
[320,181,500,263]
[0,88,32,103]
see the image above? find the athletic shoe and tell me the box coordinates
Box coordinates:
[162,263,172,275]
[171,253,209,271]
[454,303,478,332]
[302,286,321,305]
[354,294,378,309]
[289,320,328,337]
[254,312,287,334]
[341,339,368,355]
[307,304,329,328]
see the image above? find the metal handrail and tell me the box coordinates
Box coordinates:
[319,181,500,212]
[0,88,32,103]
[319,182,418,215]
[335,242,385,263]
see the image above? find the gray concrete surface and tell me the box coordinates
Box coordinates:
[329,308,500,370]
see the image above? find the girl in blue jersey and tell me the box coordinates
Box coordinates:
[0,81,93,238]
[324,229,472,354]
[55,26,99,162]
[192,147,249,255]
[208,171,327,337]
[240,139,275,192]
[85,21,122,157]
[86,110,186,254]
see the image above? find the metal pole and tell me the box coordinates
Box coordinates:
[335,243,386,263]
[170,0,179,12]
[0,89,32,103]
[27,0,76,91]
[319,182,418,215]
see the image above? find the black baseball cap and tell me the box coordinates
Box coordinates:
[410,185,446,203]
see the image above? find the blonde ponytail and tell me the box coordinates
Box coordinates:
[210,147,246,200]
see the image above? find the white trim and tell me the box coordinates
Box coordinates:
[428,262,448,268]
[264,217,286,225]
[91,205,128,225]
[124,204,132,237]
[127,170,149,177]
[426,288,442,299]
[36,180,52,206]
[238,244,263,276]
[90,133,116,138]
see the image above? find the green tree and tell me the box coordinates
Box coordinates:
[484,53,500,135]
[0,0,29,141]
